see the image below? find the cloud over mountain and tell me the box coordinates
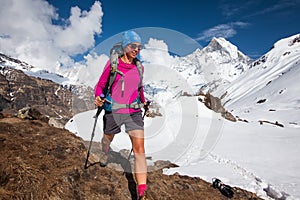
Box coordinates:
[195,22,250,42]
[0,0,103,72]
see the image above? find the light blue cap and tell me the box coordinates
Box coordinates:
[122,30,142,48]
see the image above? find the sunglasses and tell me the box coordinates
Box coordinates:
[128,43,144,50]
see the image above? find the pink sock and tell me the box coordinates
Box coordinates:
[138,184,147,196]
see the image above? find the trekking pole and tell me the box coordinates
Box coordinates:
[84,94,105,169]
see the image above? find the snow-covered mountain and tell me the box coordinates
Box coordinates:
[213,34,300,128]
[1,37,251,107]
[172,37,251,89]
[154,37,251,94]
[0,52,95,111]
[1,34,299,129]
[0,53,68,85]
[0,37,250,89]
[202,37,251,81]
[140,37,251,106]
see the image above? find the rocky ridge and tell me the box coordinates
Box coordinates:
[0,65,94,127]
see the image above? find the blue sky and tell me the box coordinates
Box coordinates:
[47,0,300,59]
[0,0,299,71]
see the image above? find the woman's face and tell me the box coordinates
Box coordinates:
[124,42,143,59]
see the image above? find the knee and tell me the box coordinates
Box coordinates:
[133,144,145,154]
[103,134,114,142]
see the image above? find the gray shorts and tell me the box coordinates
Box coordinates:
[103,111,144,134]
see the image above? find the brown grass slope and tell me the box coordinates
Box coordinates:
[0,115,263,200]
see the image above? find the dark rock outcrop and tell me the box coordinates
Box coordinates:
[0,66,94,126]
[199,92,237,122]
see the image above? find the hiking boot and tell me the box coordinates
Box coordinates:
[98,150,109,166]
[138,191,147,200]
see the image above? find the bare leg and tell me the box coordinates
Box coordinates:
[128,130,147,185]
[101,133,114,153]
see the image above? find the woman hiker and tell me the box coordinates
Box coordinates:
[94,30,148,200]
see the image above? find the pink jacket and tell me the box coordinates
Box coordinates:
[94,58,146,113]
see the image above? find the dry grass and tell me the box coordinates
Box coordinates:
[0,116,263,200]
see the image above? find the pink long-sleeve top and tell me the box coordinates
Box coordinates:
[94,58,146,114]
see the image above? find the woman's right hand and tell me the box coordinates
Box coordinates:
[94,96,105,107]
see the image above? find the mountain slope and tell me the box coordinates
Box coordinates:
[0,53,96,109]
[0,53,68,85]
[1,36,251,103]
[140,37,251,105]
[201,37,251,81]
[0,66,94,127]
[213,34,300,127]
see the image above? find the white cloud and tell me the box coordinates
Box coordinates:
[219,0,257,18]
[246,0,300,17]
[220,0,300,18]
[195,22,249,42]
[60,53,108,88]
[0,0,103,72]
[55,4,103,55]
[141,38,175,67]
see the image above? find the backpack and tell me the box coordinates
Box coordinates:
[102,42,144,112]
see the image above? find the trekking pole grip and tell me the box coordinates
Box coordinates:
[145,100,151,111]
[95,94,105,118]
[142,100,151,120]
[145,100,151,110]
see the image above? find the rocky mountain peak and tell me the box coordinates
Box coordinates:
[205,37,250,62]
[207,37,227,50]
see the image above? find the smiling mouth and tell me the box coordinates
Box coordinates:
[131,51,138,57]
